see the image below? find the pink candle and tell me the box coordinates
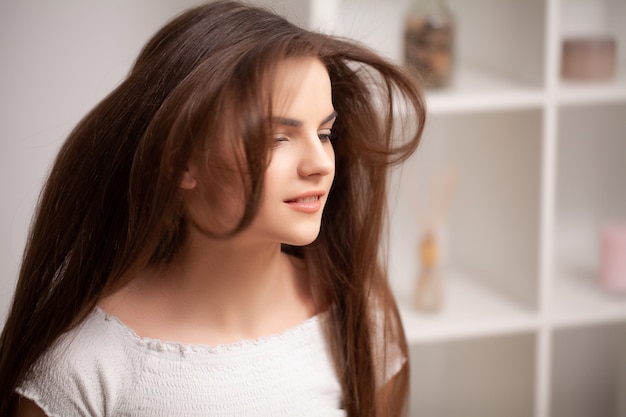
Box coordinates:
[600,224,626,294]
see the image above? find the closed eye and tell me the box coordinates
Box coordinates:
[318,112,338,143]
[273,134,290,145]
[318,130,335,143]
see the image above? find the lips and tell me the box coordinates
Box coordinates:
[284,192,325,213]
[289,195,320,204]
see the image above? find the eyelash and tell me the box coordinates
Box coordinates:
[273,130,336,144]
[318,131,335,142]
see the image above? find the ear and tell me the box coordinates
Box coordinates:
[179,167,197,190]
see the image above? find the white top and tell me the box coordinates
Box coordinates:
[17,307,345,417]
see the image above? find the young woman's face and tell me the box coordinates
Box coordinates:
[246,57,336,246]
[182,57,336,246]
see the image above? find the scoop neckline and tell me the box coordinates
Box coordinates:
[93,306,325,354]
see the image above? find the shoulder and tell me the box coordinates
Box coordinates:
[16,308,138,417]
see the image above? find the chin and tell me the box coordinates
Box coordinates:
[282,229,322,247]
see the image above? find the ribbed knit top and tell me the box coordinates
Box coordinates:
[17,307,345,416]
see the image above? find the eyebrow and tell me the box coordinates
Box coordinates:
[272,110,338,128]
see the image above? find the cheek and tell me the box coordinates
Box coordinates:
[254,155,295,212]
[264,152,294,184]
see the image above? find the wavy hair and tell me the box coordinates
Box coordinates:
[0,2,426,416]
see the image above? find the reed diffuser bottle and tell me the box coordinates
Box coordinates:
[404,0,455,88]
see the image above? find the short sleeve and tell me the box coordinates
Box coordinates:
[15,313,128,417]
[17,354,105,417]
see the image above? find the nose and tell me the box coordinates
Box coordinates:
[297,134,335,178]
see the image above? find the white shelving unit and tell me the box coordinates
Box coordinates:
[268,0,626,415]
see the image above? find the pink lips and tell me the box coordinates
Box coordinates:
[284,192,325,213]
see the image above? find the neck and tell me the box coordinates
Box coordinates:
[172,231,289,316]
[105,227,316,344]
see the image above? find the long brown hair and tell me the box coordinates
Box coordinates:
[0,2,426,416]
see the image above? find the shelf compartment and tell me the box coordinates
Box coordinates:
[322,0,546,87]
[550,322,626,417]
[553,102,626,326]
[388,110,542,317]
[399,269,538,344]
[558,0,626,108]
[327,0,546,109]
[558,0,626,101]
[408,332,536,417]
[448,0,545,87]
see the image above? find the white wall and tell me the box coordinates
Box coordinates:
[0,0,207,324]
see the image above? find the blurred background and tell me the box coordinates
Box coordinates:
[0,0,624,416]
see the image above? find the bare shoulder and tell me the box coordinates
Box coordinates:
[12,397,47,417]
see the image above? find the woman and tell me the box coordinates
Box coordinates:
[0,1,426,416]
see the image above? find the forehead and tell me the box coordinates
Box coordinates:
[269,57,332,116]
